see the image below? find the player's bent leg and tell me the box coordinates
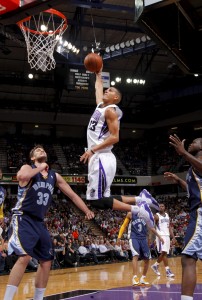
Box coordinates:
[181,255,196,297]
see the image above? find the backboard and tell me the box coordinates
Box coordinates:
[134,0,144,23]
[0,0,37,16]
[0,0,59,25]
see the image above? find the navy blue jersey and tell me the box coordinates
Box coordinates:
[186,167,202,211]
[12,165,57,220]
[128,214,148,240]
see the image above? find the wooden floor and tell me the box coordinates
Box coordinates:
[0,256,202,300]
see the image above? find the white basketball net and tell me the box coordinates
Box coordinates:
[18,9,67,72]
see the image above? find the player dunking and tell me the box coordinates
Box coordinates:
[80,67,122,200]
[3,145,94,300]
[80,67,160,213]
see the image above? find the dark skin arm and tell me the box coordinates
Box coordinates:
[164,172,187,191]
[169,134,202,174]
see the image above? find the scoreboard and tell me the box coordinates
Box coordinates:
[68,68,91,91]
[67,68,110,91]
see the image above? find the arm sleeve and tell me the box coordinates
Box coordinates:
[118,217,130,239]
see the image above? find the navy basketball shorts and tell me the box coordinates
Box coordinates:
[8,214,54,261]
[129,238,151,259]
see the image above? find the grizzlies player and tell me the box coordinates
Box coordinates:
[0,168,6,224]
[118,202,164,286]
[3,145,94,300]
[164,135,202,300]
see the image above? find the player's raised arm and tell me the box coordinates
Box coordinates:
[56,173,94,220]
[95,68,103,105]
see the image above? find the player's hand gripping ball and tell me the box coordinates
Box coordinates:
[84,52,103,73]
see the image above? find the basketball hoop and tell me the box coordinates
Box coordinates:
[17,8,68,72]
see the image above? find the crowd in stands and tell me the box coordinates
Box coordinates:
[0,190,188,274]
[2,135,183,176]
[62,140,87,174]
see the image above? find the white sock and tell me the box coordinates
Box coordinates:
[181,296,193,300]
[135,196,142,205]
[3,285,18,300]
[165,266,169,270]
[33,288,46,300]
[153,262,159,266]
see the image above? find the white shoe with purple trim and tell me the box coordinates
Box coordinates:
[139,189,160,211]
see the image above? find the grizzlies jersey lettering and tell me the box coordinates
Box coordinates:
[156,212,170,236]
[186,167,202,210]
[128,214,148,240]
[87,102,123,151]
[13,165,56,220]
[0,186,6,218]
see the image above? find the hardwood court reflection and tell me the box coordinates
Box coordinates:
[1,257,201,300]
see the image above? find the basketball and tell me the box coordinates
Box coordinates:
[84,53,103,73]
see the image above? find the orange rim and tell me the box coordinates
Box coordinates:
[17,8,68,35]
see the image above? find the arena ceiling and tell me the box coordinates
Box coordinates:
[0,0,202,137]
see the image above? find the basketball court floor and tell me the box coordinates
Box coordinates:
[1,257,202,300]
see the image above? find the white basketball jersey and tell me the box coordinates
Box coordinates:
[87,102,122,151]
[156,212,170,236]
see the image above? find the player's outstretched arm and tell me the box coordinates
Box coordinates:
[95,69,103,105]
[56,173,94,220]
[169,134,202,173]
[164,172,187,191]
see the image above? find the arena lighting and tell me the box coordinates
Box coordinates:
[110,45,115,52]
[104,35,152,54]
[115,77,121,82]
[115,44,120,50]
[125,41,131,47]
[130,39,135,46]
[28,73,34,79]
[194,126,202,131]
[127,78,146,85]
[141,35,147,42]
[120,42,125,49]
[126,78,132,83]
[111,77,146,85]
[56,38,80,55]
